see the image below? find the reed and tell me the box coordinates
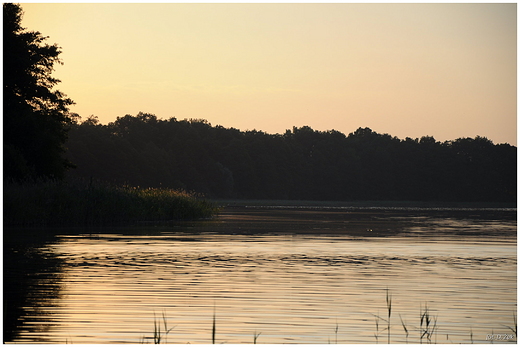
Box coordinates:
[386,288,392,344]
[327,322,338,344]
[253,331,261,344]
[373,310,381,343]
[373,289,393,343]
[372,290,442,344]
[419,303,438,344]
[334,320,339,344]
[140,299,516,345]
[4,178,219,227]
[212,305,216,344]
[153,312,161,344]
[140,311,175,344]
[373,311,379,343]
[399,313,409,343]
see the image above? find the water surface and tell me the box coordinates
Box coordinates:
[4,206,517,344]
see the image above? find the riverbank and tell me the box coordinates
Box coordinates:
[204,204,517,238]
[4,179,219,227]
[212,199,516,209]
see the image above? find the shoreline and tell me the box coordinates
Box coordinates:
[212,199,517,209]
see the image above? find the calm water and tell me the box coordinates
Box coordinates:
[4,206,517,344]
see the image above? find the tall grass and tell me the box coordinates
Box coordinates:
[374,290,442,344]
[399,314,409,343]
[141,299,516,345]
[253,330,261,344]
[212,305,216,344]
[386,288,392,343]
[373,289,392,343]
[420,303,438,343]
[4,178,219,227]
[153,311,174,344]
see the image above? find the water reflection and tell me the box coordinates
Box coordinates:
[3,229,65,342]
[4,207,517,344]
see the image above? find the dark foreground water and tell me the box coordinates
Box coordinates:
[4,205,517,344]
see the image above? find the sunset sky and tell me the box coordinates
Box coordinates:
[20,3,517,145]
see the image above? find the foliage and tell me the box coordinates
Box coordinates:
[3,178,218,226]
[66,113,516,203]
[3,3,75,181]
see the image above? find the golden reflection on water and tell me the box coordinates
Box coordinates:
[8,232,516,344]
[5,208,517,344]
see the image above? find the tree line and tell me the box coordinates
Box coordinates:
[65,113,516,203]
[4,3,516,204]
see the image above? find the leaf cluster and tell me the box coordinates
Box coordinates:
[4,3,75,181]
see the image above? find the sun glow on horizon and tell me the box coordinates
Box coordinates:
[19,3,517,145]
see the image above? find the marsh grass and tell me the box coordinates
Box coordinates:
[142,298,516,345]
[399,314,409,343]
[420,303,438,343]
[334,320,338,344]
[373,289,393,343]
[153,311,174,344]
[212,305,216,344]
[253,331,261,344]
[4,178,218,226]
[386,288,392,343]
[140,311,174,344]
[373,290,443,344]
[374,311,381,343]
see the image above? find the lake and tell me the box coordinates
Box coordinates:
[4,205,517,344]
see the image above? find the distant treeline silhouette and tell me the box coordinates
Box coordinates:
[65,112,516,203]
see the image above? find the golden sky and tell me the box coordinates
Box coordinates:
[20,3,517,145]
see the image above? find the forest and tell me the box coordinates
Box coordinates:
[65,112,516,203]
[3,1,516,207]
[3,3,215,226]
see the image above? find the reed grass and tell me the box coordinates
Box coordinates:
[372,289,392,343]
[373,310,381,343]
[399,313,409,343]
[212,305,216,344]
[4,178,219,226]
[253,331,261,344]
[140,297,516,345]
[386,288,392,343]
[334,320,338,344]
[153,311,174,344]
[373,290,443,344]
[140,311,175,344]
[420,303,438,343]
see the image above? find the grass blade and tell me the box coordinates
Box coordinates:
[212,305,216,344]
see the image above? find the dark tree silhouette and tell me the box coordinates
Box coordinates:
[4,3,75,180]
[65,113,517,203]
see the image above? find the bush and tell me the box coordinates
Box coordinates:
[3,178,218,227]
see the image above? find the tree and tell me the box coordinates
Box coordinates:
[65,113,516,203]
[4,3,75,180]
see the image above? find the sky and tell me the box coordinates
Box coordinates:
[20,3,517,145]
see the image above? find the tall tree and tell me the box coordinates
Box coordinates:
[66,115,516,203]
[4,3,75,180]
